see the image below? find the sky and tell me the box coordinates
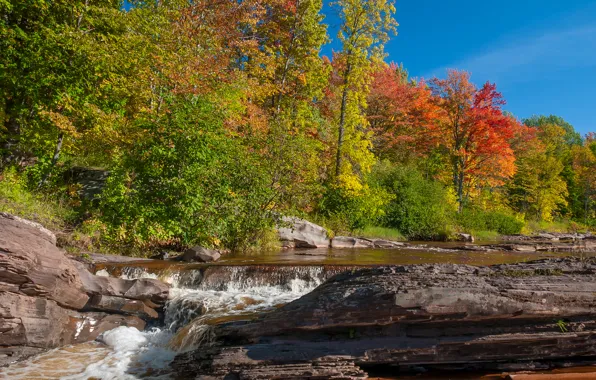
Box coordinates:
[322,0,596,136]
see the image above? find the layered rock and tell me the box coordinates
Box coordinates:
[172,258,596,378]
[0,213,169,366]
[330,236,374,249]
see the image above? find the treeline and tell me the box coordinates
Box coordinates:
[0,0,594,251]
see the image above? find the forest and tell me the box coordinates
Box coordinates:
[1,0,595,253]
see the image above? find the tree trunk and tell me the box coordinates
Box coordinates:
[1,113,21,167]
[335,62,352,178]
[38,132,64,188]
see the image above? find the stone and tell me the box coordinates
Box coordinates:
[372,239,404,248]
[172,258,596,378]
[86,294,159,320]
[277,216,330,248]
[0,213,169,365]
[455,232,475,242]
[330,236,374,248]
[180,246,221,262]
[71,260,170,305]
[0,213,88,309]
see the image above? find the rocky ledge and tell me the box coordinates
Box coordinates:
[172,257,596,379]
[0,213,170,366]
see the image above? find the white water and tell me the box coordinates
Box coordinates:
[0,265,331,380]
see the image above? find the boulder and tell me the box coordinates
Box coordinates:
[172,258,596,378]
[277,217,330,248]
[330,236,374,249]
[0,213,88,309]
[180,246,221,263]
[455,232,475,242]
[0,213,169,365]
[71,260,169,305]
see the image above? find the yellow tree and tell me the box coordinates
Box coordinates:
[331,0,397,189]
[572,134,596,224]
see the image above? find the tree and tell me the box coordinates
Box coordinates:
[367,63,440,164]
[0,0,128,173]
[508,126,569,221]
[572,134,596,224]
[330,0,397,185]
[428,70,519,211]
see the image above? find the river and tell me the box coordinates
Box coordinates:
[0,244,586,379]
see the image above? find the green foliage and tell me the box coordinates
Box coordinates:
[370,162,453,240]
[317,182,393,234]
[0,167,75,230]
[456,208,524,235]
[98,96,277,251]
[354,225,405,241]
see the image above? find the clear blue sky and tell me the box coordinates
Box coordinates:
[322,0,596,136]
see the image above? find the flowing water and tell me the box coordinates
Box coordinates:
[0,245,584,379]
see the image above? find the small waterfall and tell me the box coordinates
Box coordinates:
[99,264,351,339]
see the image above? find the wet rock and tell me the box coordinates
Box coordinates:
[72,260,169,305]
[180,246,221,262]
[277,216,330,248]
[172,258,596,378]
[372,239,404,248]
[86,294,159,320]
[331,236,374,248]
[455,232,475,242]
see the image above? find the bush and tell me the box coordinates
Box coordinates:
[370,162,454,240]
[456,209,524,235]
[98,96,277,252]
[0,167,75,230]
[316,183,393,234]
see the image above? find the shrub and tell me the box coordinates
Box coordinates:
[370,162,454,240]
[316,182,393,234]
[98,96,277,252]
[456,209,524,235]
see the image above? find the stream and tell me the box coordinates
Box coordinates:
[0,244,586,379]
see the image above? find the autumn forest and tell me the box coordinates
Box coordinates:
[1,0,595,252]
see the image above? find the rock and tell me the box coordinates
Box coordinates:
[180,246,221,262]
[86,294,159,319]
[72,260,169,305]
[455,232,475,242]
[277,216,330,248]
[172,258,596,378]
[150,250,170,260]
[330,236,374,248]
[64,167,109,201]
[0,291,145,366]
[0,213,169,365]
[372,239,404,248]
[0,213,88,309]
[537,233,559,241]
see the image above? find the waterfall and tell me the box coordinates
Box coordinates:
[2,263,352,379]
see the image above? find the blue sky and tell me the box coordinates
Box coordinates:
[322,0,596,136]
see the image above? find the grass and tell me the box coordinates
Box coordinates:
[354,226,405,241]
[469,230,500,242]
[0,169,75,231]
[524,219,594,234]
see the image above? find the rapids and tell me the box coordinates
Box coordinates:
[0,244,578,379]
